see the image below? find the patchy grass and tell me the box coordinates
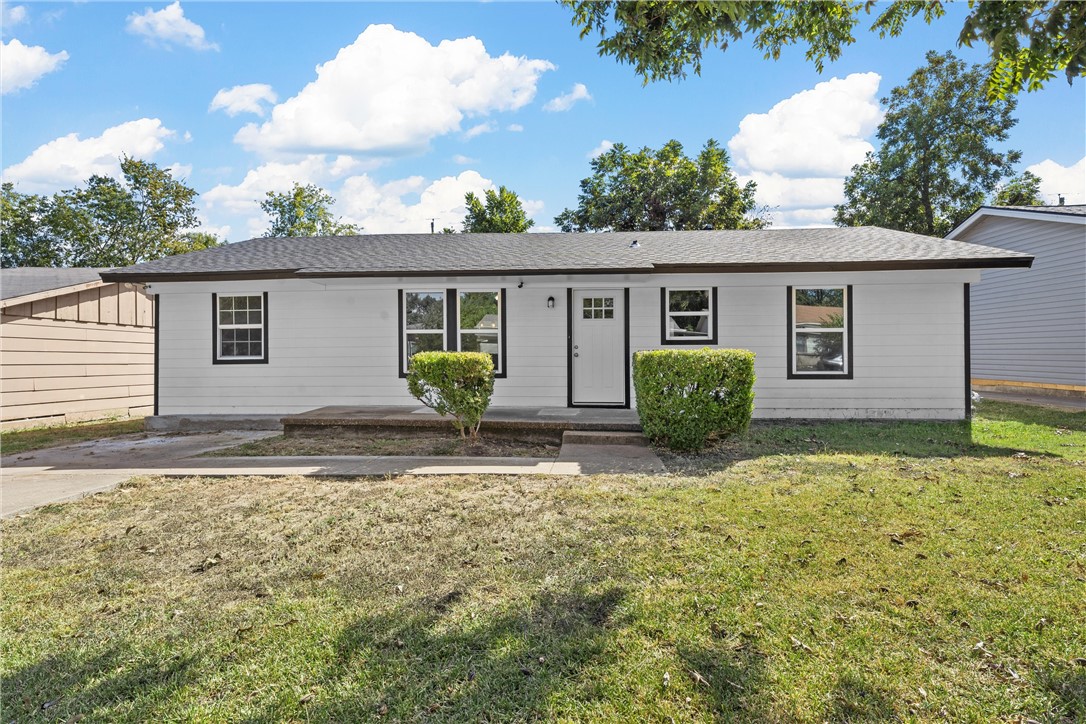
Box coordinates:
[0,417,145,457]
[2,402,1084,722]
[203,430,561,458]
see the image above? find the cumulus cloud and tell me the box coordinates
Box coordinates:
[210,83,278,116]
[2,118,175,192]
[728,72,883,227]
[126,1,218,51]
[451,154,478,165]
[234,24,553,157]
[1,38,68,94]
[506,123,524,132]
[3,5,27,29]
[1025,156,1086,205]
[543,82,591,112]
[588,139,613,158]
[462,121,496,140]
[338,170,496,233]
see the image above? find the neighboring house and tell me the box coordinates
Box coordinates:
[947,204,1086,399]
[101,228,1031,422]
[1,268,155,429]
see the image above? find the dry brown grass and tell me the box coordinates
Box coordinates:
[202,430,561,458]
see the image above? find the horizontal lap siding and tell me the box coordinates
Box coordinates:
[963,217,1086,388]
[1,314,154,423]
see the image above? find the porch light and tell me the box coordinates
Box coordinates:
[547,296,555,309]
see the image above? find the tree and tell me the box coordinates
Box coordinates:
[555,139,766,232]
[833,52,1020,237]
[562,1,1086,99]
[2,158,217,268]
[994,170,1045,206]
[260,183,361,237]
[461,186,535,233]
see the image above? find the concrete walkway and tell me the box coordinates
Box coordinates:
[2,431,665,517]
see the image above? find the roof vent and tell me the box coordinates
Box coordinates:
[629,239,640,249]
[1058,194,1065,206]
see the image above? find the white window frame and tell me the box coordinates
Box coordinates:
[664,287,714,342]
[791,286,849,376]
[457,289,503,375]
[216,293,265,362]
[402,290,447,374]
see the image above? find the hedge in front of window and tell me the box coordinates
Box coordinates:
[406,351,495,439]
[632,348,756,452]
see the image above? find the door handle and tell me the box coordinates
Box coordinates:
[573,352,579,357]
[573,345,579,350]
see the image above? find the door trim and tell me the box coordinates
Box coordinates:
[566,287,631,409]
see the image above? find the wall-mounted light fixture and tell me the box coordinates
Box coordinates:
[546,296,555,309]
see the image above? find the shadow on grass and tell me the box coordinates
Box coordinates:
[826,671,896,721]
[283,585,629,721]
[1034,663,1086,721]
[677,639,770,719]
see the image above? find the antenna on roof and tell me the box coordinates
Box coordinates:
[1058,194,1065,206]
[430,218,436,233]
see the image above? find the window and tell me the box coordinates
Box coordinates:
[459,290,503,373]
[661,287,716,344]
[213,293,268,364]
[399,288,507,377]
[582,296,614,319]
[788,286,851,378]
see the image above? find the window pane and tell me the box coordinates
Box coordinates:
[460,291,499,330]
[795,288,844,328]
[407,332,444,358]
[219,296,233,311]
[405,292,444,330]
[669,314,709,337]
[795,331,844,372]
[669,289,709,313]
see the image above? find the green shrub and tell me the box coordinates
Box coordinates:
[632,348,756,452]
[407,351,495,438]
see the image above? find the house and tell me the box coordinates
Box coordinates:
[947,204,1086,400]
[99,228,1032,423]
[1,268,155,430]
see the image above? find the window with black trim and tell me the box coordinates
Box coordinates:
[789,286,849,376]
[214,293,268,363]
[403,291,446,368]
[661,287,716,344]
[458,290,503,373]
[400,288,506,376]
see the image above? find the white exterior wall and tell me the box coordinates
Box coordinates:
[153,269,976,419]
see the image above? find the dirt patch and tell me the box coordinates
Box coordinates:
[202,429,561,458]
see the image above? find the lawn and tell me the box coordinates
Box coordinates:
[2,401,1084,722]
[203,429,561,458]
[0,417,146,457]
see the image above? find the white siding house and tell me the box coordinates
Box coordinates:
[947,205,1086,398]
[102,228,1032,422]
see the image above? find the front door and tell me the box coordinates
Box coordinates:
[571,289,625,405]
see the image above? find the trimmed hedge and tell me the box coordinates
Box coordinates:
[632,348,756,452]
[406,351,495,438]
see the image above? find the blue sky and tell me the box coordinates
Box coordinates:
[3,1,1084,241]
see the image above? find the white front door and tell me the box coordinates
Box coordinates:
[572,289,625,405]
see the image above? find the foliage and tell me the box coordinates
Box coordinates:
[406,351,495,439]
[2,159,216,269]
[260,183,361,237]
[833,51,1021,236]
[555,139,766,232]
[632,348,755,451]
[994,170,1045,206]
[462,186,535,233]
[562,0,1086,99]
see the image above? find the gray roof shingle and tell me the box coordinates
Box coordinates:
[100,227,1033,281]
[991,204,1086,217]
[1,267,106,301]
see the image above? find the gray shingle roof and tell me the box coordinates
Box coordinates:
[992,204,1086,217]
[100,227,1033,281]
[1,267,106,301]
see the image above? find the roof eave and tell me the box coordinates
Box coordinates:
[947,206,1086,239]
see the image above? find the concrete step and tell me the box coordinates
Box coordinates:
[562,430,649,447]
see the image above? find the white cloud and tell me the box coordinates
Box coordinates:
[588,139,613,158]
[506,123,524,132]
[2,118,175,193]
[728,72,883,227]
[1025,156,1086,205]
[126,1,218,51]
[3,5,28,29]
[543,82,591,112]
[166,161,193,179]
[339,170,496,234]
[210,83,277,116]
[462,121,496,140]
[451,154,478,165]
[1,38,68,94]
[234,25,552,157]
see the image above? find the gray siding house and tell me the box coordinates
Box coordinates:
[947,205,1086,399]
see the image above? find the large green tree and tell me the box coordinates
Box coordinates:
[2,158,217,269]
[563,1,1086,99]
[260,183,361,237]
[461,186,535,233]
[555,139,766,232]
[994,170,1045,206]
[833,52,1020,236]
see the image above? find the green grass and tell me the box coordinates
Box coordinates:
[2,401,1084,721]
[0,417,145,457]
[203,429,561,458]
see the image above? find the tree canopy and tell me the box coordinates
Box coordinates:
[994,170,1045,206]
[461,186,535,233]
[555,139,766,232]
[260,183,361,237]
[562,1,1085,99]
[1,158,217,269]
[833,52,1021,237]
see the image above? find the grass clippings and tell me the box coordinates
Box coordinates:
[0,417,145,457]
[202,429,561,458]
[2,400,1084,722]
